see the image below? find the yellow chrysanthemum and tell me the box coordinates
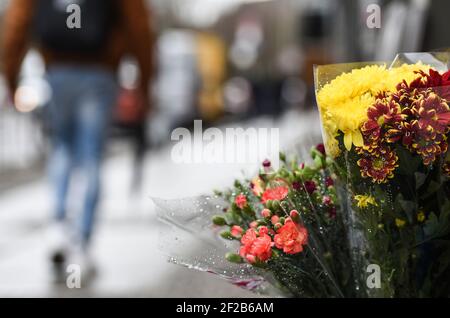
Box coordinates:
[417,211,426,223]
[354,194,378,209]
[321,119,341,157]
[395,218,406,228]
[316,63,430,153]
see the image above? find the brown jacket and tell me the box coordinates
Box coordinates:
[1,0,154,95]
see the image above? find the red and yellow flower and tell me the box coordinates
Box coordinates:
[409,91,450,165]
[360,98,404,153]
[357,146,399,183]
[443,152,450,177]
[409,69,450,100]
[444,161,450,177]
[358,71,450,180]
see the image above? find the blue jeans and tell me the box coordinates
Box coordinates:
[47,65,117,247]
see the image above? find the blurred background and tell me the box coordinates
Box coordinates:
[0,0,449,297]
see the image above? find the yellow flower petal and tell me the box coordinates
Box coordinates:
[343,131,353,151]
[352,130,364,147]
[395,218,406,228]
[354,194,378,209]
[417,211,426,223]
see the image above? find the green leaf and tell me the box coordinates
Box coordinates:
[301,167,316,180]
[421,180,441,199]
[424,212,439,238]
[399,198,416,222]
[224,211,241,225]
[414,172,427,190]
[396,146,421,175]
[314,156,324,169]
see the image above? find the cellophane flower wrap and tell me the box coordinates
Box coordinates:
[208,150,357,297]
[315,52,450,297]
[155,148,357,297]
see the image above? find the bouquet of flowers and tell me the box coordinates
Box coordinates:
[315,52,450,297]
[155,52,450,298]
[155,146,356,297]
[210,148,355,297]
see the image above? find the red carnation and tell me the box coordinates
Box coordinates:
[303,181,317,194]
[231,225,243,238]
[239,228,273,263]
[261,186,289,204]
[235,194,247,209]
[274,220,308,255]
[292,181,301,191]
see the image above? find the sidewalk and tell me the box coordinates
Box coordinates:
[0,147,256,297]
[0,110,321,297]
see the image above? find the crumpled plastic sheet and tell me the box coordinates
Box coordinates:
[153,195,285,296]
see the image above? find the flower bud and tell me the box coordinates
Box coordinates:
[230,225,243,238]
[212,215,227,226]
[270,215,280,225]
[261,208,272,218]
[322,195,332,206]
[246,254,256,264]
[262,159,271,168]
[289,210,300,222]
[316,144,326,155]
[272,200,281,210]
[257,219,268,226]
[220,231,234,240]
[294,171,303,179]
[225,253,243,263]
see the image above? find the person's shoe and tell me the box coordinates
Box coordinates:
[47,222,70,284]
[49,249,67,284]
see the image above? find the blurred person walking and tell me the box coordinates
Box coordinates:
[2,0,154,282]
